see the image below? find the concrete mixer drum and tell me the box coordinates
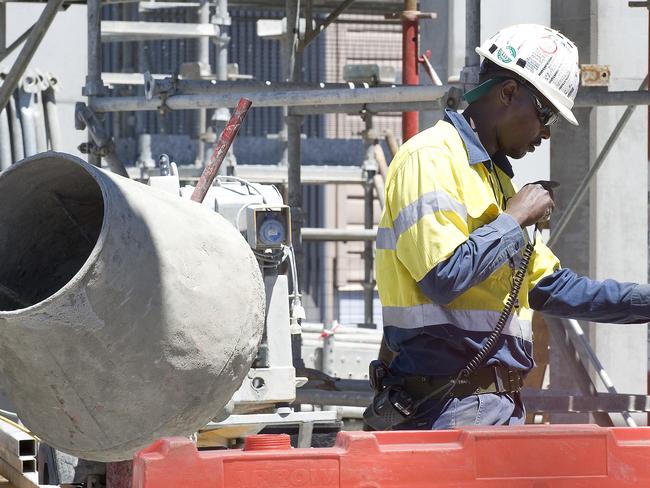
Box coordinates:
[0,152,266,462]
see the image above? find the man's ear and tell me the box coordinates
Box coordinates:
[499,79,518,107]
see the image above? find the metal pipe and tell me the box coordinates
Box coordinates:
[544,316,636,427]
[286,0,301,84]
[91,85,449,112]
[385,130,399,158]
[286,0,304,295]
[194,0,210,167]
[7,95,24,162]
[464,0,481,85]
[549,75,649,247]
[100,20,219,42]
[137,134,155,168]
[296,387,650,413]
[89,85,650,111]
[374,140,388,181]
[373,173,385,208]
[363,167,376,326]
[289,99,446,115]
[86,0,104,167]
[212,0,234,170]
[459,0,481,103]
[296,389,373,407]
[401,0,419,141]
[287,111,303,279]
[152,79,377,94]
[301,228,376,241]
[573,89,650,107]
[0,102,11,170]
[301,0,355,48]
[17,89,37,158]
[27,76,47,153]
[363,116,376,327]
[191,98,252,203]
[0,2,5,55]
[215,0,230,81]
[565,318,637,427]
[0,0,65,114]
[43,76,62,151]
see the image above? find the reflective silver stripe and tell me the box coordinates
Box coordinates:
[382,304,532,342]
[393,190,467,237]
[375,190,467,251]
[376,227,397,250]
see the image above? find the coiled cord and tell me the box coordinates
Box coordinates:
[411,234,537,410]
[458,240,535,379]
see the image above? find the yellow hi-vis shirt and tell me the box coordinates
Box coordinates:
[376,110,560,376]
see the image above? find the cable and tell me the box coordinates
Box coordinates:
[459,240,534,378]
[216,176,267,203]
[286,245,300,299]
[252,247,286,268]
[410,227,537,410]
[235,202,258,233]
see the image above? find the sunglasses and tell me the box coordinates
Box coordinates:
[516,81,559,126]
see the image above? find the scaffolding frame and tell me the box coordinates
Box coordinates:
[2,0,650,422]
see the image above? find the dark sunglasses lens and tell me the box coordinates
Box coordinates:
[543,111,559,126]
[531,93,558,126]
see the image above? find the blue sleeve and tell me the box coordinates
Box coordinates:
[528,268,650,323]
[417,212,526,304]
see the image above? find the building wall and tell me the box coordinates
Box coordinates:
[589,0,648,424]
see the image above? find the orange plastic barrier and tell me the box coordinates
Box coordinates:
[132,425,650,487]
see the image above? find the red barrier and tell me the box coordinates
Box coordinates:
[133,426,650,487]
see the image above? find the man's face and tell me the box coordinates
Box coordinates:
[497,80,553,160]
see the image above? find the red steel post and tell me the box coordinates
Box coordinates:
[402,1,419,142]
[191,97,252,203]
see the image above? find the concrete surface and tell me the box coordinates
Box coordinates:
[0,152,265,460]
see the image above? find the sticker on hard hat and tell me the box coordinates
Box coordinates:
[538,37,558,55]
[497,46,517,63]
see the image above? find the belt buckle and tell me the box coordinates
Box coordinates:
[506,369,521,391]
[493,366,505,392]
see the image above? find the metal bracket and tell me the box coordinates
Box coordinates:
[75,102,108,144]
[76,102,129,177]
[0,24,34,64]
[82,77,108,97]
[144,70,175,101]
[444,86,463,110]
[459,65,480,90]
[301,0,356,49]
[143,71,176,115]
[384,10,437,21]
[580,64,611,87]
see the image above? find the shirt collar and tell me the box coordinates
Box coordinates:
[443,108,514,178]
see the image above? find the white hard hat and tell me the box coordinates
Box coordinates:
[475,24,580,126]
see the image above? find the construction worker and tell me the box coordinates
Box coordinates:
[369,24,650,430]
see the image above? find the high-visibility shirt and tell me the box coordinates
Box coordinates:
[376,109,560,376]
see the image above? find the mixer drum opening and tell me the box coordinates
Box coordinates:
[0,158,104,311]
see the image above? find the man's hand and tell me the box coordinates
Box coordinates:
[505,183,555,227]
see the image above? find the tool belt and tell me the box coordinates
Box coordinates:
[403,365,524,400]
